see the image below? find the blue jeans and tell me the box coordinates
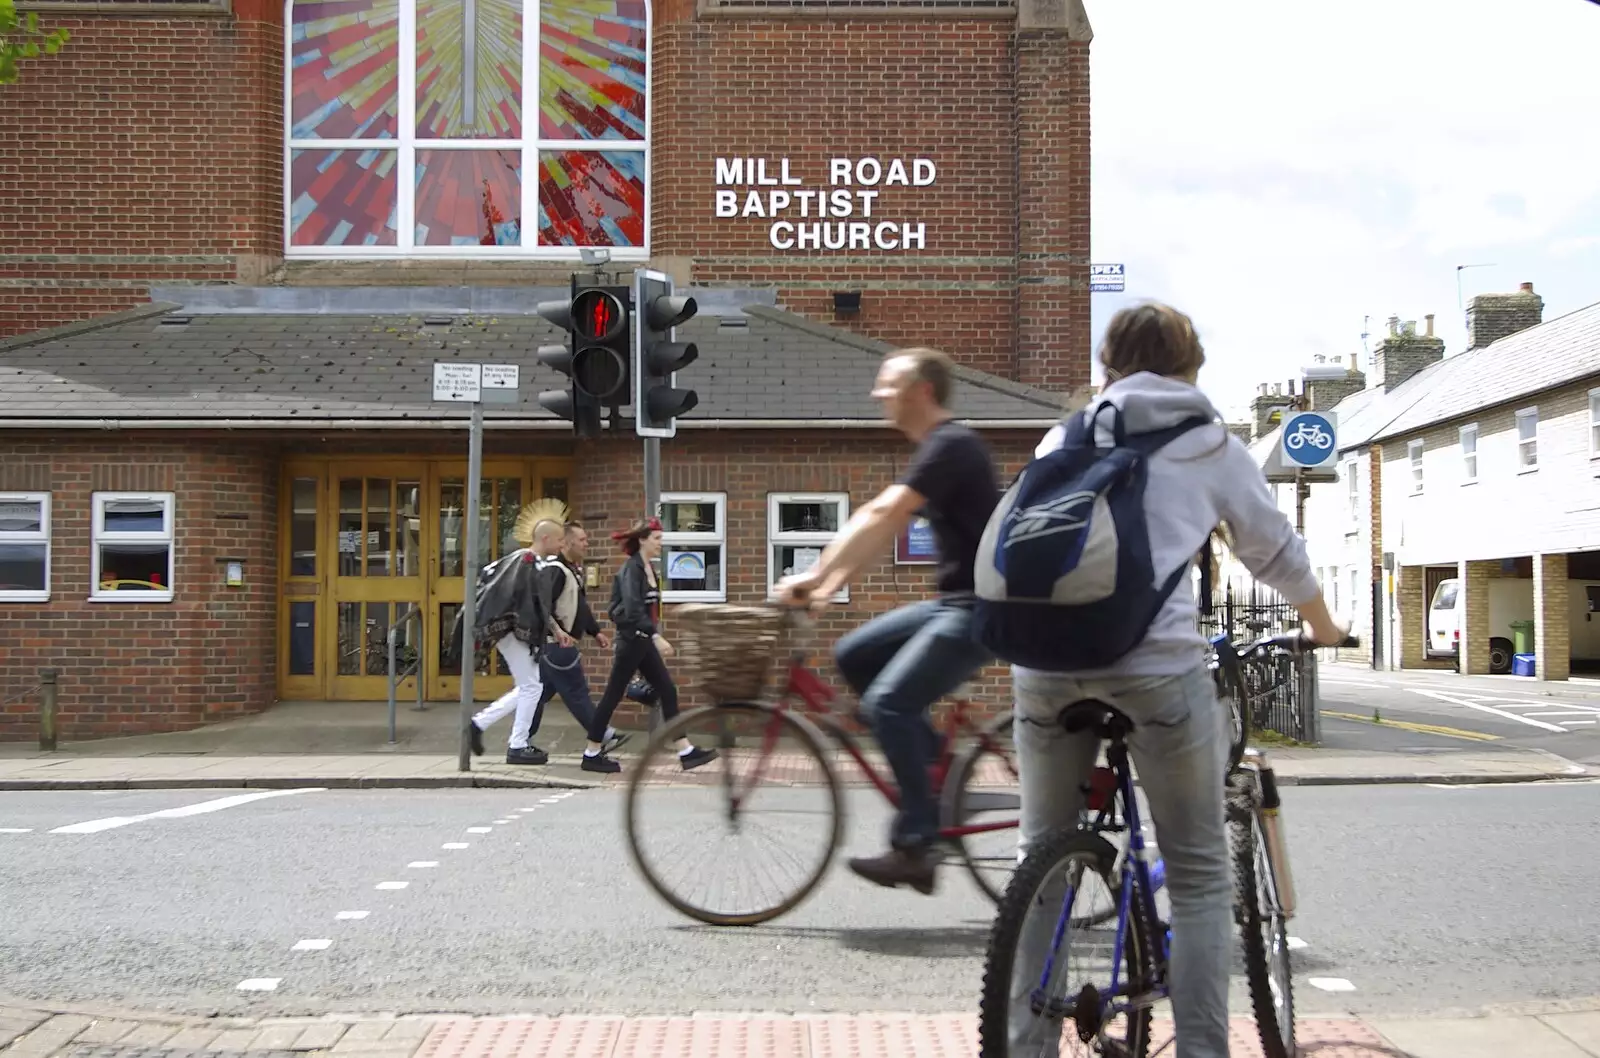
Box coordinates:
[520,644,598,744]
[834,597,993,849]
[1011,664,1231,1058]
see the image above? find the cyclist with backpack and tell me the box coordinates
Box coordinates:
[776,346,999,895]
[971,302,1347,1058]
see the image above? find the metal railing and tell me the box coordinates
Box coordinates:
[387,609,425,744]
[1202,585,1320,743]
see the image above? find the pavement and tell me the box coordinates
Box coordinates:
[0,685,1593,791]
[6,1001,1600,1057]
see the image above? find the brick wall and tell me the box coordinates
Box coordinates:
[650,8,1090,388]
[0,0,284,338]
[0,436,278,741]
[1458,558,1493,674]
[1396,564,1428,670]
[568,428,1040,725]
[1534,552,1571,680]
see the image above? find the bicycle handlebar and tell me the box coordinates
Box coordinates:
[1237,630,1360,658]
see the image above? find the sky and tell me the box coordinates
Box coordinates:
[1086,0,1600,422]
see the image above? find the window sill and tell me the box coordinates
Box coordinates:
[1518,466,1540,476]
[1461,479,1478,487]
[88,593,175,604]
[0,592,50,603]
[767,586,850,605]
[663,592,727,605]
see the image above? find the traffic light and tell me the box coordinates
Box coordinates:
[633,268,699,439]
[536,276,631,439]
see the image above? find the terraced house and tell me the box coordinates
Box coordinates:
[0,0,1094,739]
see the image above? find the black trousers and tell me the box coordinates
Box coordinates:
[586,634,679,743]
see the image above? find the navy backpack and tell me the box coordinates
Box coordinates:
[972,402,1213,672]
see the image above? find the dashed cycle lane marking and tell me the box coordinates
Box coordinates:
[237,788,588,1002]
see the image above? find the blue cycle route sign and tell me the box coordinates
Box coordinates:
[1280,411,1338,468]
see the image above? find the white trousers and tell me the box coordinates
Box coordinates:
[471,636,544,750]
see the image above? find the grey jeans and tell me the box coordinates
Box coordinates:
[1011,663,1231,1058]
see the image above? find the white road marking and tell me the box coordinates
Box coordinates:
[375,881,409,890]
[466,827,492,834]
[1409,690,1568,733]
[1426,778,1600,790]
[1287,937,1308,950]
[336,911,369,920]
[237,978,281,991]
[0,828,33,833]
[1564,720,1596,725]
[1308,978,1356,992]
[292,939,331,951]
[1321,679,1379,688]
[539,797,561,804]
[1523,710,1600,717]
[493,820,512,825]
[442,843,470,850]
[49,788,326,834]
[407,861,438,869]
[517,808,539,813]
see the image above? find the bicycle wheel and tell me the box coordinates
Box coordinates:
[1228,774,1295,1058]
[624,702,843,926]
[943,711,1021,904]
[1212,653,1248,772]
[979,829,1154,1058]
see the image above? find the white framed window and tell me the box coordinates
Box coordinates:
[1459,423,1479,483]
[1516,407,1539,470]
[1588,388,1600,458]
[91,493,175,602]
[0,493,50,602]
[1344,458,1359,523]
[767,493,851,603]
[657,492,725,603]
[1408,440,1424,494]
[284,0,650,261]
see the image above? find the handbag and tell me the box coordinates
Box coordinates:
[626,678,659,706]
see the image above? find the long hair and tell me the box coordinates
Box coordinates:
[612,517,662,556]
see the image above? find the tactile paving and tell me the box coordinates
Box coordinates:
[412,1015,1400,1058]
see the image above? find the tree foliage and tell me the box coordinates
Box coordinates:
[0,0,69,85]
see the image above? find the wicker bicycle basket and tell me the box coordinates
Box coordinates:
[674,604,790,702]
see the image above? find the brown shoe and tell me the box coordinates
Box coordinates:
[847,846,937,895]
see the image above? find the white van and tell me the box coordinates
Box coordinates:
[1428,576,1600,673]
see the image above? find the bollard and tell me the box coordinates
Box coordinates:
[38,668,59,752]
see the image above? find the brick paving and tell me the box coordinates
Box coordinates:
[2,1009,1415,1058]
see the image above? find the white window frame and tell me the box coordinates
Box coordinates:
[1343,458,1359,525]
[281,0,652,262]
[1516,406,1539,471]
[1408,440,1424,494]
[1588,388,1600,460]
[90,492,176,603]
[1459,423,1479,484]
[0,492,51,603]
[767,492,851,604]
[657,491,726,603]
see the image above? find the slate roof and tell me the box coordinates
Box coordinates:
[0,297,1073,428]
[1246,297,1600,464]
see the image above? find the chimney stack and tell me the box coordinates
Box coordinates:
[1466,282,1543,350]
[1372,311,1446,392]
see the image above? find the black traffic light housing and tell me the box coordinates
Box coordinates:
[633,268,699,439]
[536,275,631,439]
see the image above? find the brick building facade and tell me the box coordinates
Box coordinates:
[0,0,1094,741]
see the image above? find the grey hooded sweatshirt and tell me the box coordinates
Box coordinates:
[1018,371,1321,679]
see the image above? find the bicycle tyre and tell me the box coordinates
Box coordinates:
[979,828,1154,1058]
[1213,652,1249,773]
[622,702,844,927]
[943,711,1020,905]
[1227,775,1295,1058]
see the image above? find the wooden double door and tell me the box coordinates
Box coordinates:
[278,457,572,702]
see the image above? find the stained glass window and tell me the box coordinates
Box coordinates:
[287,0,646,255]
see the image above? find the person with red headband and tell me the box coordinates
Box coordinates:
[578,517,717,774]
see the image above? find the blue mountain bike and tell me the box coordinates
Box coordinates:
[978,629,1348,1057]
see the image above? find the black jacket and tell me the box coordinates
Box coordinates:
[446,548,559,664]
[607,552,660,639]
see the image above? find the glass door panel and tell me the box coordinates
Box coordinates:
[280,465,326,699]
[330,466,426,700]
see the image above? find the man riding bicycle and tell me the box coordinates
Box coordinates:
[776,346,999,894]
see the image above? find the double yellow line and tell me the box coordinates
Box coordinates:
[1321,711,1501,742]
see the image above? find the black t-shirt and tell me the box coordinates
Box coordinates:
[899,419,1000,595]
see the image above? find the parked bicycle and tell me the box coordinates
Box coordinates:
[978,628,1354,1058]
[623,603,1021,926]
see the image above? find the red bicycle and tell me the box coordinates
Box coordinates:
[623,603,1021,926]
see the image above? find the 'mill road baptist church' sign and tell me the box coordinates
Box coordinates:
[714,156,935,252]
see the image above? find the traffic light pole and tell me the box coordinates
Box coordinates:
[643,433,663,734]
[458,402,484,771]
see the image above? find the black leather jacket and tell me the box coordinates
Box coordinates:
[607,552,660,640]
[446,548,559,663]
